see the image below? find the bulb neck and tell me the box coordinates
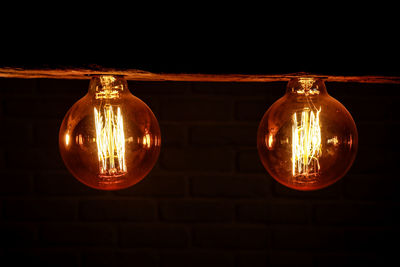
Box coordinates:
[89,75,129,99]
[286,77,327,96]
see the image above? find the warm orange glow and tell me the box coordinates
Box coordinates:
[95,76,122,99]
[327,136,339,146]
[142,132,151,148]
[257,77,358,191]
[59,75,161,191]
[267,134,274,149]
[65,133,70,146]
[291,108,321,180]
[296,78,321,95]
[94,105,127,177]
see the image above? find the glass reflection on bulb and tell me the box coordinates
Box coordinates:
[257,77,358,191]
[59,75,161,190]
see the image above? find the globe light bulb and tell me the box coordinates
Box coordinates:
[59,75,161,190]
[257,77,358,191]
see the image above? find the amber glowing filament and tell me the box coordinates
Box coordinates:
[292,108,322,178]
[94,105,127,177]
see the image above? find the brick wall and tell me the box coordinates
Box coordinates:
[0,78,399,266]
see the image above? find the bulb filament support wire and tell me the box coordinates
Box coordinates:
[292,107,322,182]
[94,105,127,178]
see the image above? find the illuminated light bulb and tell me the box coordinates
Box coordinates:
[257,77,358,191]
[59,75,161,190]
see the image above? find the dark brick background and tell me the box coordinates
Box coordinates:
[0,78,399,266]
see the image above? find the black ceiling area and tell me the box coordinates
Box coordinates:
[1,27,399,77]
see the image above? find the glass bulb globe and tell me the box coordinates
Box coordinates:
[257,77,358,191]
[59,75,161,190]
